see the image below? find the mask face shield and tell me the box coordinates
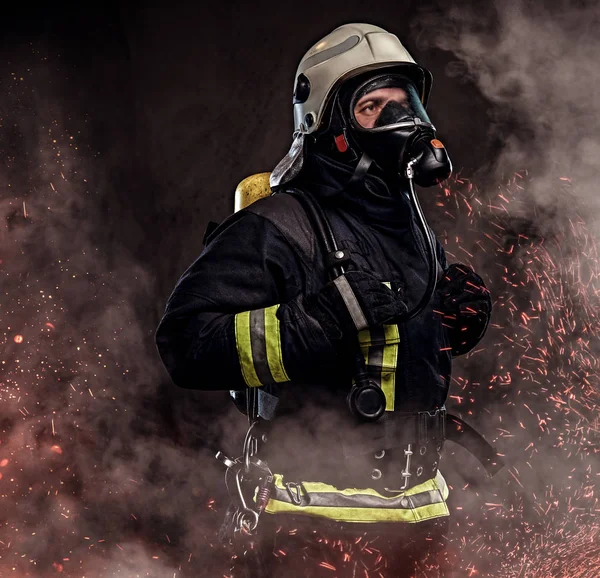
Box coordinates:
[339,72,450,186]
[349,75,432,133]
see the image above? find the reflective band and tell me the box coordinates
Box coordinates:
[249,309,274,385]
[358,316,400,411]
[234,311,262,387]
[300,35,361,70]
[264,305,290,383]
[235,306,290,388]
[263,471,449,523]
[334,276,368,331]
[381,324,399,411]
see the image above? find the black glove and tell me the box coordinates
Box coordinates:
[437,263,492,356]
[302,270,409,343]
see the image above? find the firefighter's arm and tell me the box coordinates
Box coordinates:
[155,211,339,390]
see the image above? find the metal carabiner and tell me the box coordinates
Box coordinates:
[284,481,304,505]
[234,467,260,532]
[243,420,259,474]
[216,418,274,542]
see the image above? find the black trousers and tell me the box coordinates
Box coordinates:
[229,514,450,578]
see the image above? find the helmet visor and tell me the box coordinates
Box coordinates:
[350,74,431,131]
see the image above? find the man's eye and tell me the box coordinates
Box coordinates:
[358,103,378,115]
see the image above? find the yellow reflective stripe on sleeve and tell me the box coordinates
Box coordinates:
[234,306,290,387]
[264,305,290,383]
[234,311,262,387]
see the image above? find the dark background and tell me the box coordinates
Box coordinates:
[2,0,501,288]
[2,0,506,418]
[1,1,598,577]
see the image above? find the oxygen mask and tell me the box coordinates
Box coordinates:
[347,73,452,186]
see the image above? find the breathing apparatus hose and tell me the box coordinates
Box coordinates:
[288,158,438,421]
[404,159,438,320]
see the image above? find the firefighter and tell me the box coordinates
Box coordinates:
[156,23,494,577]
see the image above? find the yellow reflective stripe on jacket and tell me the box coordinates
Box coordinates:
[234,305,289,387]
[264,305,290,382]
[263,471,450,523]
[380,324,399,410]
[234,311,261,387]
[358,322,400,411]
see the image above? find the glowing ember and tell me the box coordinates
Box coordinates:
[0,58,598,576]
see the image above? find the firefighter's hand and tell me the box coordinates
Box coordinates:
[437,263,492,356]
[302,270,408,342]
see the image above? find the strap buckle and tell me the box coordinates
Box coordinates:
[285,481,304,505]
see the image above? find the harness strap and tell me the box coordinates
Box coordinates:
[446,414,504,476]
[257,389,279,421]
[347,151,374,190]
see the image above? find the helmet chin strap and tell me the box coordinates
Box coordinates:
[346,151,373,189]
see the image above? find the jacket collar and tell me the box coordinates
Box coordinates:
[288,151,413,224]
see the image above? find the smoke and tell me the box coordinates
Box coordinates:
[4,2,600,576]
[410,1,600,575]
[416,0,600,205]
[0,41,232,577]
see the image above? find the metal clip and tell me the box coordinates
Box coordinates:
[235,468,260,532]
[216,421,273,541]
[399,443,413,491]
[285,482,304,505]
[243,421,259,474]
[215,451,235,469]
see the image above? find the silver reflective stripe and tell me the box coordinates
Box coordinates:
[333,276,368,331]
[301,35,361,70]
[366,326,385,383]
[249,309,275,386]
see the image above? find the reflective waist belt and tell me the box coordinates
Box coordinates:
[262,470,450,524]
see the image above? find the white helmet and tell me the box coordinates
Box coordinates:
[271,23,433,188]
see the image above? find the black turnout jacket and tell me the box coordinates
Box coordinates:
[155,153,456,477]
